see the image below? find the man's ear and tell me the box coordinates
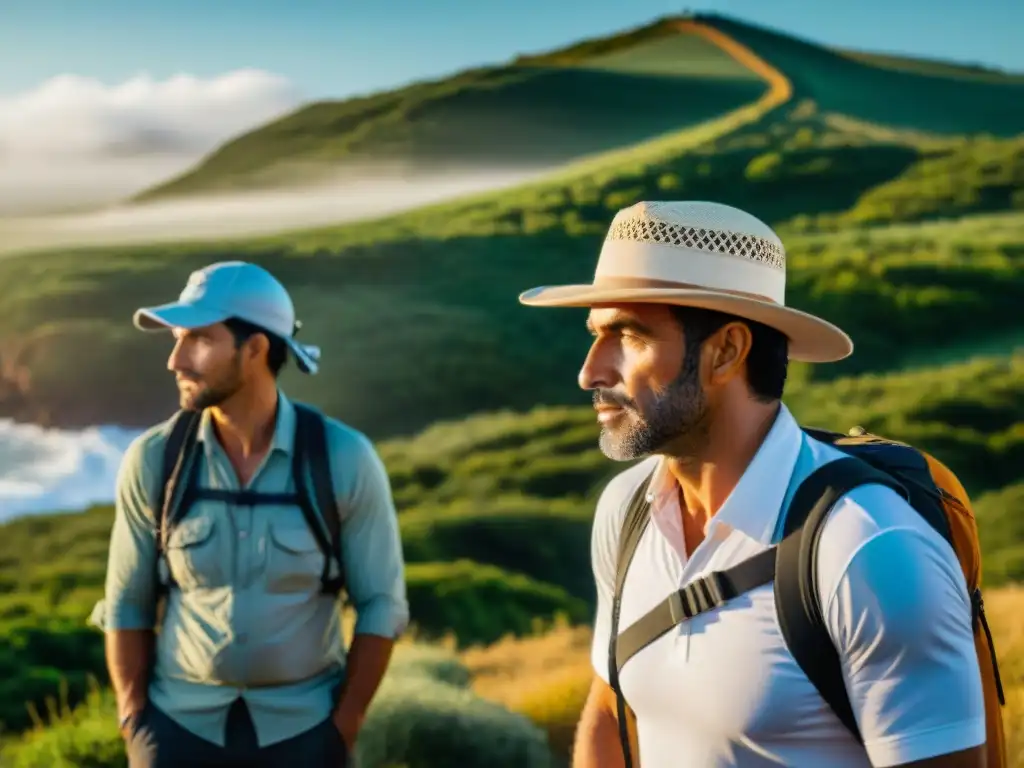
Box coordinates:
[704,321,753,387]
[243,332,270,366]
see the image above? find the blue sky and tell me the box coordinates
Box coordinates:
[2,0,1020,100]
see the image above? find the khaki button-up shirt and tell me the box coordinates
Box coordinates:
[97,391,409,747]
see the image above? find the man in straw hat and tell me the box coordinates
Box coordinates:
[519,202,986,767]
[97,261,408,767]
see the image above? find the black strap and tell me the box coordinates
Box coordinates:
[774,456,907,741]
[151,410,202,597]
[190,489,301,505]
[972,587,1006,706]
[155,410,202,568]
[608,472,655,768]
[291,403,344,595]
[294,403,345,595]
[614,547,777,673]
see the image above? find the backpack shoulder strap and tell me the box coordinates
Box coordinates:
[155,409,202,553]
[608,468,656,768]
[152,409,202,598]
[774,455,908,741]
[292,402,345,595]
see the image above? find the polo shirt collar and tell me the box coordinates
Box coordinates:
[646,402,803,545]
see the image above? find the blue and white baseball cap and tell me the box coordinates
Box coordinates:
[133,261,321,375]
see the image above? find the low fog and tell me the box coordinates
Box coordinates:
[0,68,567,255]
[0,165,554,255]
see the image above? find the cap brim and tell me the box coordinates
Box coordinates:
[518,283,853,363]
[134,302,230,332]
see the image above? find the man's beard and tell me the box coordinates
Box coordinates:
[595,358,709,462]
[178,354,244,411]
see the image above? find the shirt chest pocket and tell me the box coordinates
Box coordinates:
[264,521,325,595]
[164,516,223,590]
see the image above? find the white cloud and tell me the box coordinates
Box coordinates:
[0,70,303,213]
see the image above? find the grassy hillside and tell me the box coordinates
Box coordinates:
[133,12,1024,203]
[1,350,1022,740]
[2,106,1023,435]
[838,49,1024,83]
[133,18,767,201]
[710,15,1024,136]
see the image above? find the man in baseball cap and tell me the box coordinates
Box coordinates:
[99,261,408,766]
[134,259,321,375]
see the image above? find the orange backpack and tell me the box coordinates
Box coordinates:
[609,425,1006,768]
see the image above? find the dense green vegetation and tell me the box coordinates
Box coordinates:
[3,108,1024,436]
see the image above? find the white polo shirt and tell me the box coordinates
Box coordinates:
[589,403,986,767]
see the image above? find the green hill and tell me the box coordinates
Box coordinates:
[709,14,1024,135]
[133,12,1024,202]
[133,18,767,201]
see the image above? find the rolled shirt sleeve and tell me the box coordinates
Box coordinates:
[336,430,409,639]
[103,431,161,631]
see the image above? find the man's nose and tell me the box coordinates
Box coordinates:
[167,337,186,372]
[578,342,618,391]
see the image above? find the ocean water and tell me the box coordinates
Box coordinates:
[0,418,141,521]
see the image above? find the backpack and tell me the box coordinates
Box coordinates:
[608,425,1006,768]
[152,401,346,600]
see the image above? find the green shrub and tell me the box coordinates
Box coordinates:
[0,686,125,768]
[405,561,589,647]
[399,498,596,599]
[976,482,1024,585]
[358,672,553,768]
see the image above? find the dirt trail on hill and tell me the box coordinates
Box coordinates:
[550,19,795,184]
[674,19,793,109]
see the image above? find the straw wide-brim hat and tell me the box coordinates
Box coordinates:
[518,200,852,363]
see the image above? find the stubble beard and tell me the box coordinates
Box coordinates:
[178,353,245,412]
[597,364,710,462]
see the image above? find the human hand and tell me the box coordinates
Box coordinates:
[331,704,364,753]
[118,709,142,741]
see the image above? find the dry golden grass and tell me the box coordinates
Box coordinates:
[463,585,1024,766]
[461,616,594,762]
[984,586,1024,766]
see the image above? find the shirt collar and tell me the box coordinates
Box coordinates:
[646,402,804,545]
[196,388,297,457]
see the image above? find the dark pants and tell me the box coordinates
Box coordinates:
[126,698,348,767]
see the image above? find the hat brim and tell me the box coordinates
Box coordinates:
[518,284,852,363]
[133,302,321,375]
[133,302,229,332]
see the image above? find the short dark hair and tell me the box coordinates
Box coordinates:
[222,317,289,377]
[670,305,789,402]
